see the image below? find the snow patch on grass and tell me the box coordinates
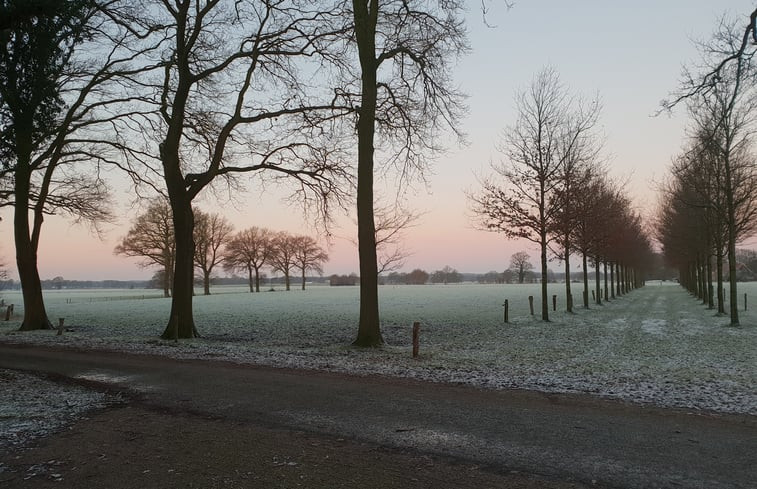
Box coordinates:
[0,369,118,452]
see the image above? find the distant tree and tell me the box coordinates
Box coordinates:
[405,269,429,285]
[330,274,358,286]
[292,235,328,291]
[193,210,234,296]
[269,232,298,291]
[430,266,462,284]
[147,269,169,292]
[115,199,175,298]
[479,271,503,284]
[223,227,273,293]
[509,252,533,284]
[50,276,65,290]
[372,203,421,274]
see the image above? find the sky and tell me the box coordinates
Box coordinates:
[2,0,756,281]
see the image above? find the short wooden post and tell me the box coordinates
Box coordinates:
[503,299,509,323]
[57,318,65,336]
[528,295,534,315]
[591,290,596,301]
[412,321,420,358]
[552,294,557,311]
[4,305,12,321]
[744,293,747,311]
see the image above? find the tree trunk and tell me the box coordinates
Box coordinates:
[603,261,609,302]
[582,252,589,308]
[284,272,291,291]
[254,266,261,293]
[610,262,615,299]
[706,254,714,309]
[594,256,602,305]
[716,251,725,314]
[619,262,625,295]
[353,1,383,347]
[203,271,211,295]
[15,154,52,331]
[540,233,549,321]
[301,269,306,290]
[161,200,197,339]
[247,265,254,293]
[564,246,572,312]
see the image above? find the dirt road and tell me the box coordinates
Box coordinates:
[0,345,755,488]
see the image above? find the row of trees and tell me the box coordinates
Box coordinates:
[470,68,654,322]
[1,0,466,345]
[114,199,327,297]
[657,11,757,325]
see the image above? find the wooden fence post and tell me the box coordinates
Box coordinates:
[412,321,420,358]
[4,305,12,321]
[745,293,747,311]
[57,318,65,336]
[552,295,557,311]
[528,296,534,315]
[503,300,509,323]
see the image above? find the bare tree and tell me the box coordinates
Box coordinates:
[223,227,273,293]
[193,210,233,296]
[0,0,144,330]
[347,0,468,346]
[114,199,175,298]
[269,232,298,291]
[292,235,328,290]
[509,252,533,284]
[127,1,351,339]
[373,202,420,274]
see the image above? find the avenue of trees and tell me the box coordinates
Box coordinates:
[658,10,757,326]
[470,68,653,322]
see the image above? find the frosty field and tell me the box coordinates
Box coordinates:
[1,281,756,415]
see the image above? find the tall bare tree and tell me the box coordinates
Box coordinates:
[114,198,175,298]
[193,210,233,296]
[347,0,468,346]
[292,235,328,290]
[223,227,273,293]
[129,1,351,339]
[0,0,141,330]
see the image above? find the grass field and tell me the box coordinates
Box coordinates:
[1,281,755,415]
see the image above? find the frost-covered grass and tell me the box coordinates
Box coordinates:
[0,369,116,453]
[1,281,755,415]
